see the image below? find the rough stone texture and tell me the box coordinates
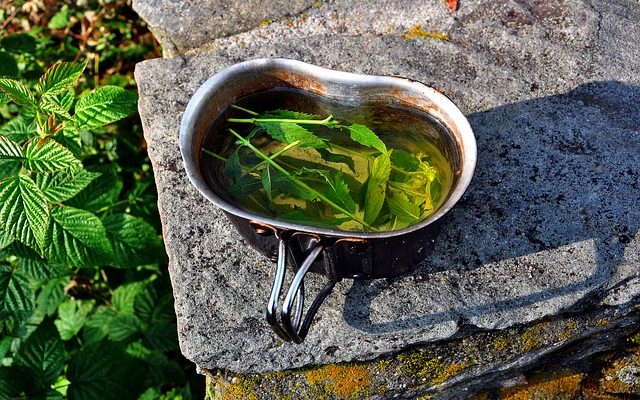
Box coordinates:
[134,0,640,382]
[206,309,640,399]
[131,0,317,56]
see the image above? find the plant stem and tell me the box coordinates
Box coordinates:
[202,148,227,162]
[228,129,374,230]
[231,104,259,116]
[228,115,333,125]
[245,141,299,174]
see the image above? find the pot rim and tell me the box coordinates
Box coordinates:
[179,58,477,239]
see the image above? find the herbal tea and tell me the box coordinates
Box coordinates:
[201,94,453,232]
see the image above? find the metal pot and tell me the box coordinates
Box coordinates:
[179,59,476,343]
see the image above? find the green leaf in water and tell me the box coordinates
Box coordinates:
[387,191,421,222]
[261,166,272,202]
[256,121,327,149]
[363,151,391,224]
[312,170,357,214]
[346,123,387,153]
[224,148,242,183]
[259,109,321,120]
[317,148,355,172]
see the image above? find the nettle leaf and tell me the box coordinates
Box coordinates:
[346,124,387,153]
[0,135,23,161]
[24,138,81,172]
[256,121,327,148]
[0,78,37,108]
[387,191,421,222]
[0,175,50,250]
[73,86,138,130]
[363,151,391,224]
[317,148,355,172]
[390,149,420,171]
[313,170,357,214]
[36,169,100,203]
[223,148,242,183]
[38,61,85,96]
[67,341,144,400]
[261,166,272,201]
[0,265,35,327]
[45,205,114,267]
[0,51,18,78]
[14,320,66,388]
[66,166,122,213]
[271,170,317,201]
[0,115,38,142]
[260,109,321,120]
[102,214,165,268]
[55,299,95,340]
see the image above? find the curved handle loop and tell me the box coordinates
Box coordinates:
[266,236,337,343]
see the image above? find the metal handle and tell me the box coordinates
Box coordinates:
[266,235,338,343]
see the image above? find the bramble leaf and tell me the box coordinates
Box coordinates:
[73,86,138,130]
[102,214,165,268]
[346,123,387,153]
[38,61,85,96]
[14,321,66,388]
[55,299,95,340]
[66,166,122,213]
[42,89,75,112]
[0,227,13,249]
[36,169,100,203]
[0,115,38,142]
[387,191,421,222]
[112,282,145,315]
[0,135,23,161]
[0,78,37,108]
[0,51,18,78]
[363,151,391,224]
[0,175,50,250]
[256,121,327,148]
[44,205,114,267]
[24,138,81,172]
[0,34,37,54]
[35,277,66,317]
[0,264,35,327]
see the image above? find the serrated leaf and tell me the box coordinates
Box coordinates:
[73,86,138,130]
[364,151,391,224]
[42,89,75,112]
[109,313,140,342]
[55,299,95,340]
[346,124,387,153]
[21,257,68,281]
[112,282,145,314]
[259,109,321,120]
[0,159,20,180]
[24,138,81,172]
[66,166,122,213]
[45,206,114,267]
[270,170,317,201]
[0,366,30,398]
[390,149,420,171]
[262,166,272,201]
[0,115,38,142]
[0,51,18,77]
[47,5,70,29]
[386,191,421,222]
[83,307,115,344]
[256,121,327,148]
[312,170,357,214]
[0,226,13,249]
[0,175,50,250]
[67,341,144,400]
[0,34,36,53]
[0,135,22,161]
[223,148,242,183]
[0,78,37,107]
[36,169,100,203]
[14,321,66,387]
[317,148,355,172]
[102,214,165,268]
[36,277,67,317]
[0,265,35,327]
[38,61,85,96]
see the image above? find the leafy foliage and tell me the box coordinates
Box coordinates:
[209,106,445,231]
[0,11,199,396]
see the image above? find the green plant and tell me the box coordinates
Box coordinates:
[206,106,446,232]
[0,59,190,399]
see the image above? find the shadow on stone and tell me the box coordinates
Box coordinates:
[343,81,640,333]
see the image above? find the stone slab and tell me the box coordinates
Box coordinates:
[134,0,640,373]
[131,0,317,56]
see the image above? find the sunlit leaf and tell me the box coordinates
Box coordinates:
[0,175,50,250]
